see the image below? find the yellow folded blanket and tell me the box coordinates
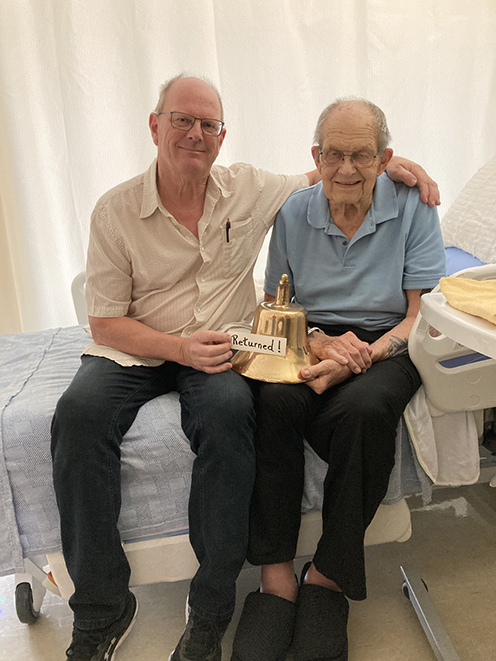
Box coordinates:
[439,277,496,326]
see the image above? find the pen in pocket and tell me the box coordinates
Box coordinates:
[225,219,231,243]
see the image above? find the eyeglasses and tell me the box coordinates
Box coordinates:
[319,148,379,168]
[156,111,224,137]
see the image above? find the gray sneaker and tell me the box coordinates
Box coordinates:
[169,614,230,661]
[65,591,138,660]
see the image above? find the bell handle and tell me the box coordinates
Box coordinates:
[274,274,290,308]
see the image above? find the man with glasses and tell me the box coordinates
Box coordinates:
[51,77,440,661]
[230,99,446,661]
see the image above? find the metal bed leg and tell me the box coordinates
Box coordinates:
[400,565,461,661]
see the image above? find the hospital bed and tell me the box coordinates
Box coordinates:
[1,257,494,661]
[3,279,420,618]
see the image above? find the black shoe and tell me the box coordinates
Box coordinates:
[230,589,297,661]
[293,562,349,661]
[65,591,138,660]
[169,613,230,661]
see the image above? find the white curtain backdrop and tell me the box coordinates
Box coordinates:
[1,0,495,334]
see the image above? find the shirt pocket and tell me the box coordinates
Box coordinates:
[222,217,254,277]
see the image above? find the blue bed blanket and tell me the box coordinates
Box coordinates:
[0,326,431,577]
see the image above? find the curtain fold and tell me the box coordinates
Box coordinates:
[1,0,495,333]
[0,201,21,334]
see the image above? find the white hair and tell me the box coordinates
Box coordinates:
[153,73,224,120]
[313,97,391,152]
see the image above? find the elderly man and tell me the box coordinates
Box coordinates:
[51,75,439,661]
[231,100,446,661]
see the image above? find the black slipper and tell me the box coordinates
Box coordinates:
[230,589,297,661]
[293,564,349,661]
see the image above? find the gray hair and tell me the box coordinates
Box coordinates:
[313,97,391,152]
[153,73,224,121]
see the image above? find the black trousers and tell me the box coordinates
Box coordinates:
[247,325,421,601]
[51,356,256,628]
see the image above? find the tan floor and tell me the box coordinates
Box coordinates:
[1,482,496,661]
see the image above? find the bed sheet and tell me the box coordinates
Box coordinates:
[445,247,485,275]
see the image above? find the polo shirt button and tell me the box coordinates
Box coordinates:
[342,241,348,246]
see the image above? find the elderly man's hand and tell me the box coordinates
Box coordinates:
[309,331,372,374]
[299,359,352,394]
[179,331,233,373]
[386,156,441,207]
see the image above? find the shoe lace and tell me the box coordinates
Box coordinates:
[66,626,105,658]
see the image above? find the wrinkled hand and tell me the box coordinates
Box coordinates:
[309,331,372,374]
[299,359,352,395]
[179,330,233,373]
[386,156,441,207]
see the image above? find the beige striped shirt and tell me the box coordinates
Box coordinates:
[83,159,307,366]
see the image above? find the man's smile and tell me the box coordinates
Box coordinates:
[178,145,207,153]
[334,180,361,187]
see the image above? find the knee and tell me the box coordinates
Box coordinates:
[54,386,107,430]
[51,387,109,461]
[340,385,397,426]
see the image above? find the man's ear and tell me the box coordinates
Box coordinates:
[218,127,227,149]
[149,112,159,147]
[377,148,393,175]
[311,145,322,172]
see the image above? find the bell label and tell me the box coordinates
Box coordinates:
[230,332,287,356]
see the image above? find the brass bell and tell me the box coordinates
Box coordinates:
[231,274,314,383]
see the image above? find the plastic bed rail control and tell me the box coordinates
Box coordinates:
[409,264,496,414]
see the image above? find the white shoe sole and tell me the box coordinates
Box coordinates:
[109,594,139,660]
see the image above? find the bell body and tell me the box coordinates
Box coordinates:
[231,299,313,384]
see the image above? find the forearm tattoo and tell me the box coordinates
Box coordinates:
[387,335,409,358]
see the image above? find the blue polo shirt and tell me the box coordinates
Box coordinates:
[265,174,446,331]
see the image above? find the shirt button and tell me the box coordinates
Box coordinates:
[342,241,348,246]
[201,278,205,283]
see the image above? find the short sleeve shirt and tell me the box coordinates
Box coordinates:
[265,174,446,331]
[84,160,308,366]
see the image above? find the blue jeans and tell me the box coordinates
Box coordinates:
[51,355,256,629]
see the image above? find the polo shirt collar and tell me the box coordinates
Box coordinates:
[140,160,232,220]
[369,174,399,226]
[307,182,331,229]
[307,174,399,234]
